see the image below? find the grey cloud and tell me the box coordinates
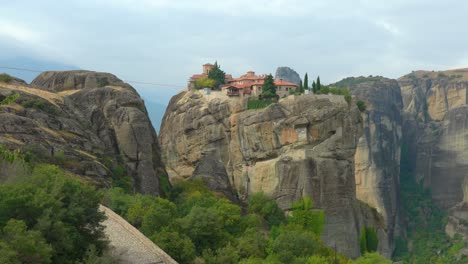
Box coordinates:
[1,0,468,104]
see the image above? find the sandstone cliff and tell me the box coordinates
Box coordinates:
[334,77,404,251]
[399,69,468,240]
[159,91,389,257]
[0,70,168,195]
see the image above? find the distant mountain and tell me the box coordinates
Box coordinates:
[275,66,301,85]
[0,57,78,83]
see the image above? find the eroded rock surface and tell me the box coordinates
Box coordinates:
[275,66,301,85]
[160,90,389,257]
[399,69,468,240]
[334,77,404,251]
[0,71,168,195]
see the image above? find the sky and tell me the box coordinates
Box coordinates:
[1,0,468,105]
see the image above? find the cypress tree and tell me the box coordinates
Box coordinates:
[316,76,321,91]
[304,73,309,91]
[262,74,277,99]
[312,80,317,93]
[207,61,226,89]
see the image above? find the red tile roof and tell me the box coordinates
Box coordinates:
[274,80,298,87]
[190,74,206,81]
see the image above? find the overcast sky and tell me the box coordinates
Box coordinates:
[1,0,468,103]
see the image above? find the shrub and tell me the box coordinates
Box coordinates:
[96,77,109,88]
[247,99,275,110]
[0,93,20,105]
[354,252,391,264]
[20,99,59,115]
[356,100,367,112]
[437,72,448,78]
[0,165,107,263]
[268,227,319,263]
[194,77,216,90]
[344,94,352,105]
[248,192,286,228]
[0,74,13,83]
[360,227,378,254]
[288,197,325,236]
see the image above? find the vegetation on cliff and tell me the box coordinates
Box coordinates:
[261,74,277,99]
[103,180,332,263]
[194,77,216,89]
[102,179,390,264]
[207,62,226,89]
[393,145,468,263]
[0,165,110,263]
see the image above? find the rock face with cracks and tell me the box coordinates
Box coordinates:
[399,69,468,242]
[160,90,390,258]
[275,66,302,85]
[334,76,404,253]
[0,70,168,195]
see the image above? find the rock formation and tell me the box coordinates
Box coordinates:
[0,70,168,195]
[159,90,390,257]
[399,69,468,240]
[275,66,301,85]
[334,77,404,251]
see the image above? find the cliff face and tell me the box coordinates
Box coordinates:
[399,69,468,240]
[399,70,468,207]
[160,91,389,258]
[334,77,404,249]
[0,71,167,195]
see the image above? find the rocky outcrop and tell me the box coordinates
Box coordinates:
[334,77,404,251]
[275,66,301,85]
[160,90,390,257]
[399,69,468,240]
[31,70,131,92]
[0,71,168,195]
[399,70,468,208]
[191,149,239,203]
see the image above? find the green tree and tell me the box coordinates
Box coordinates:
[194,77,216,90]
[207,61,226,89]
[356,100,367,112]
[247,192,285,228]
[0,165,107,263]
[316,76,321,91]
[203,243,240,264]
[360,227,378,254]
[236,228,267,259]
[299,80,304,94]
[304,73,309,91]
[308,255,330,264]
[261,74,277,99]
[354,252,391,264]
[0,241,19,264]
[1,219,53,264]
[151,228,196,263]
[312,80,317,93]
[288,197,325,236]
[179,206,225,253]
[268,227,318,263]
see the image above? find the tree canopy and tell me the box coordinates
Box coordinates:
[207,61,226,89]
[304,73,309,91]
[0,165,107,263]
[261,74,277,99]
[194,77,216,89]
